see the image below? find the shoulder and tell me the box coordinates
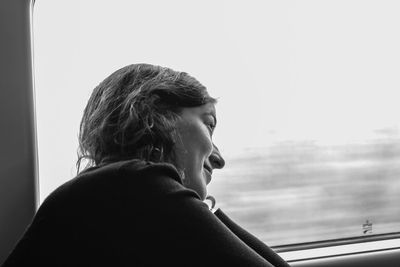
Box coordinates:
[7,160,206,266]
[38,159,200,219]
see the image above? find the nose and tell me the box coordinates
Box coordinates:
[209,144,225,170]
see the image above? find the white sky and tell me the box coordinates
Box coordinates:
[34,0,400,202]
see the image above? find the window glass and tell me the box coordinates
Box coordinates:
[34,0,400,246]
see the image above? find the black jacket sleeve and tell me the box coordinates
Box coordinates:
[107,160,281,266]
[214,209,290,267]
[126,188,276,266]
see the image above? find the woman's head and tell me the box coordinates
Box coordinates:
[78,63,224,198]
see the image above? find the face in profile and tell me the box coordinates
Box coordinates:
[174,103,225,200]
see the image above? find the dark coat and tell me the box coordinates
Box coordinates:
[2,160,290,267]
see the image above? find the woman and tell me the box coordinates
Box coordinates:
[2,64,290,266]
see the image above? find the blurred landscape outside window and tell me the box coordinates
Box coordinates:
[34,0,400,246]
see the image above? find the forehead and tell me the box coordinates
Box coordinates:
[179,103,216,118]
[201,103,216,116]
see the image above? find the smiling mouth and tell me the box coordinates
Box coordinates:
[203,165,213,175]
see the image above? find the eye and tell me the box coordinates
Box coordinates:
[207,122,216,132]
[205,116,216,133]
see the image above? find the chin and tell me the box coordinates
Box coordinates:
[196,186,208,201]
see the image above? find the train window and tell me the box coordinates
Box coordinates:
[34,0,400,250]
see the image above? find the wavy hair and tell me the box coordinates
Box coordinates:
[77,63,216,172]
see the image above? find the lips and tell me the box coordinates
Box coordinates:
[203,164,213,175]
[203,165,212,184]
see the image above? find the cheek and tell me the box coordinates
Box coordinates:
[177,120,213,158]
[197,126,213,157]
[204,136,213,156]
